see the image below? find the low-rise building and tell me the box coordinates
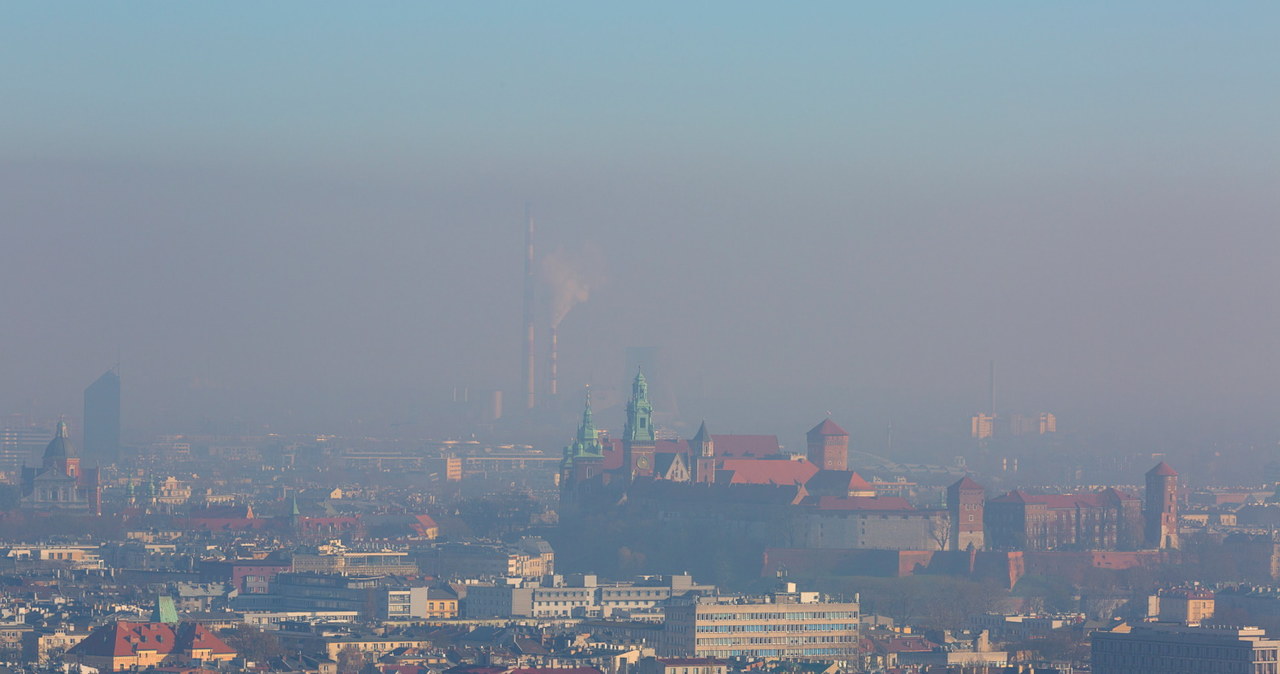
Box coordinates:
[464,574,713,619]
[1092,622,1280,674]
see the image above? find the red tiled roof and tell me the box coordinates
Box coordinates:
[412,515,439,535]
[68,621,235,659]
[815,496,915,511]
[1148,461,1178,476]
[951,476,983,490]
[808,419,847,437]
[848,472,873,491]
[719,458,819,486]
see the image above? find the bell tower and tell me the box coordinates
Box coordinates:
[690,421,716,484]
[623,370,656,478]
[1145,462,1179,549]
[806,418,849,471]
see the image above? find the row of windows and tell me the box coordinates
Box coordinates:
[698,623,857,633]
[697,636,853,645]
[1096,640,1274,661]
[700,611,857,621]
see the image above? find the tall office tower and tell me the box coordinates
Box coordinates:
[807,418,849,471]
[971,413,996,439]
[1145,461,1180,550]
[84,368,121,464]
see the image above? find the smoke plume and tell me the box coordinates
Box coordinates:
[541,243,606,328]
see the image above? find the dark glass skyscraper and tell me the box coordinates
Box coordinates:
[83,368,120,464]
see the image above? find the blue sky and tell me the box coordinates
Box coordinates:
[3,3,1279,444]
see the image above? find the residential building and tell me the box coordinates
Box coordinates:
[636,656,727,674]
[65,621,236,671]
[416,538,554,580]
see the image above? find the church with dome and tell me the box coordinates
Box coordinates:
[20,420,102,514]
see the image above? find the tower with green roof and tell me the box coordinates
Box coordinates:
[623,370,656,478]
[561,389,607,493]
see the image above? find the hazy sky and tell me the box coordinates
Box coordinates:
[3,3,1279,443]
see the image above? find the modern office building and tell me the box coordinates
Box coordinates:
[659,585,859,661]
[84,369,121,464]
[1092,622,1280,674]
[464,573,714,619]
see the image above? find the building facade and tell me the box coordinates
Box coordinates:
[660,587,859,661]
[1146,461,1180,550]
[83,368,121,464]
[20,421,101,514]
[1092,623,1280,674]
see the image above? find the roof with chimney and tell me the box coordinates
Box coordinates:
[67,621,235,659]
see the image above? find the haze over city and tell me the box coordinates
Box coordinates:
[4,3,1279,449]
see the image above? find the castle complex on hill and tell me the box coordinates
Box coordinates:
[559,372,1180,555]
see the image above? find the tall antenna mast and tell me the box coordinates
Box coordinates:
[523,205,536,411]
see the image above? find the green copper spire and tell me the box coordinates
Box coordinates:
[577,387,596,444]
[625,369,655,445]
[290,494,301,517]
[567,388,605,460]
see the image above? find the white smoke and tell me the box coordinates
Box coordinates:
[541,243,606,328]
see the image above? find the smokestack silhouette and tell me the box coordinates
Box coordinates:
[988,360,995,415]
[550,327,558,398]
[523,206,536,411]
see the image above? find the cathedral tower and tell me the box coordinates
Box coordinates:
[1145,461,1179,549]
[806,418,849,471]
[561,389,606,493]
[690,421,716,484]
[623,371,656,478]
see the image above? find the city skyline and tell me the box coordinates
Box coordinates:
[3,4,1278,445]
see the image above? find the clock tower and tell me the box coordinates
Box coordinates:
[623,370,656,478]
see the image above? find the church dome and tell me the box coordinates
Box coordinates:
[43,420,78,461]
